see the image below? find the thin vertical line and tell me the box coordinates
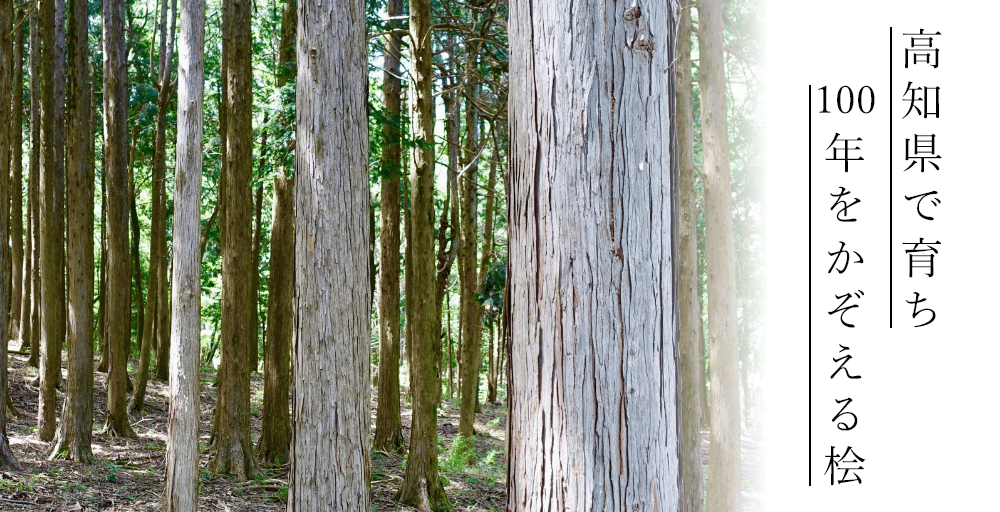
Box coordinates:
[808,84,813,487]
[890,27,894,328]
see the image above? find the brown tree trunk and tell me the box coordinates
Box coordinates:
[457,84,480,441]
[372,0,404,454]
[102,0,136,438]
[51,0,95,463]
[394,0,450,507]
[129,127,157,411]
[479,146,498,406]
[163,0,205,502]
[256,176,294,463]
[699,0,741,510]
[446,287,453,399]
[255,0,295,465]
[128,127,144,350]
[506,0,681,509]
[38,0,66,444]
[250,182,263,373]
[26,10,40,369]
[154,251,171,380]
[677,0,704,509]
[16,15,30,355]
[0,0,23,471]
[486,320,496,404]
[10,13,24,345]
[96,173,109,373]
[210,0,256,479]
[288,0,371,503]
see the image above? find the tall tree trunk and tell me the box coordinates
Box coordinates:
[128,127,144,349]
[372,0,404,454]
[250,182,263,373]
[0,0,23,470]
[102,0,136,438]
[257,176,294,463]
[479,146,498,405]
[395,0,449,507]
[256,0,295,465]
[699,0,741,510]
[457,84,480,441]
[51,0,94,463]
[164,0,205,503]
[38,0,66,443]
[26,10,40,369]
[96,172,109,372]
[210,0,256,479]
[506,1,681,510]
[16,15,30,355]
[288,0,371,504]
[10,13,24,345]
[129,166,154,411]
[677,0,704,509]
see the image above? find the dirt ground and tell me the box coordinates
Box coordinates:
[0,342,506,511]
[0,341,761,511]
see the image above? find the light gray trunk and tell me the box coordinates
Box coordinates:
[163,0,205,505]
[506,1,681,510]
[698,1,741,510]
[288,0,371,506]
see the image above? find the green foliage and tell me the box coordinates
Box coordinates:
[442,434,475,471]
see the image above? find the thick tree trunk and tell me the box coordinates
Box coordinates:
[506,1,681,510]
[372,0,404,454]
[10,15,24,345]
[38,0,65,444]
[163,0,205,504]
[0,0,23,471]
[676,1,704,509]
[51,0,95,463]
[102,0,136,438]
[699,1,741,510]
[395,0,450,508]
[210,0,256,479]
[288,0,371,504]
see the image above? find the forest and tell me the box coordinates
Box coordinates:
[0,0,763,510]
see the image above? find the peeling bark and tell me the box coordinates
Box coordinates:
[506,0,681,509]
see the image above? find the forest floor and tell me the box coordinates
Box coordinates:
[0,342,762,511]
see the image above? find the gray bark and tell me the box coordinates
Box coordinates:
[506,0,681,510]
[163,0,205,505]
[699,0,741,510]
[288,0,371,505]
